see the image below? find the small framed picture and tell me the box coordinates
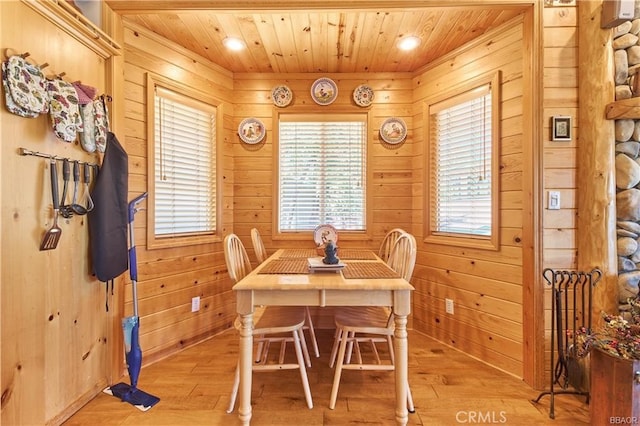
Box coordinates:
[551,115,572,141]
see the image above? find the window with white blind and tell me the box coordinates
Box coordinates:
[277,113,367,233]
[426,72,500,250]
[147,74,220,248]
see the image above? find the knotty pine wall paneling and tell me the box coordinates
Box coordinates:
[411,18,528,377]
[122,22,237,364]
[1,2,116,424]
[542,3,580,386]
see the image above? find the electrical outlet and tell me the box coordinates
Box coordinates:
[445,298,454,314]
[191,296,200,312]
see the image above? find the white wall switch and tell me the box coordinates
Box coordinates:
[191,296,200,312]
[548,191,560,210]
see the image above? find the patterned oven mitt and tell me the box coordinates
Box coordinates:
[47,77,83,142]
[94,95,110,153]
[2,55,48,117]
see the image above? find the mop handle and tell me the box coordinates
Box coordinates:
[128,192,147,316]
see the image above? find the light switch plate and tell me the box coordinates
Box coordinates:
[548,191,560,210]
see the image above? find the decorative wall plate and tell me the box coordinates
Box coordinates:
[313,224,338,246]
[379,117,407,145]
[353,84,374,107]
[311,77,338,105]
[271,85,293,107]
[238,117,266,144]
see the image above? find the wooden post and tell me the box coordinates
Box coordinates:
[577,1,618,324]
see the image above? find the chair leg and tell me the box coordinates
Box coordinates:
[305,306,320,357]
[292,327,313,409]
[329,327,350,409]
[226,361,240,413]
[407,381,415,413]
[298,325,312,367]
[329,327,342,368]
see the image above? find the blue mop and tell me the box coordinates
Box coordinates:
[104,192,160,411]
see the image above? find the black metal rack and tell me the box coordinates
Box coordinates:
[532,267,602,419]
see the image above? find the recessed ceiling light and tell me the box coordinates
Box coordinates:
[397,35,421,51]
[223,37,246,51]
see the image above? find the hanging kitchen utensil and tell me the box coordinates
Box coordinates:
[82,162,94,212]
[40,159,62,250]
[70,160,87,215]
[59,158,73,218]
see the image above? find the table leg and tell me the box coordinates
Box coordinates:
[394,314,409,426]
[238,311,254,425]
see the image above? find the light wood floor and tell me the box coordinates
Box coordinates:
[64,329,589,425]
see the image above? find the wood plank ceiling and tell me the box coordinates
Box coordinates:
[106,1,529,74]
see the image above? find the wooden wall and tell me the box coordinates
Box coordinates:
[541,3,579,381]
[1,2,115,424]
[410,18,527,377]
[122,22,237,364]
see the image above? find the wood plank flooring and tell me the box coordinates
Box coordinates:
[63,329,589,425]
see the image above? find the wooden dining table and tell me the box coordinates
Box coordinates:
[232,248,415,425]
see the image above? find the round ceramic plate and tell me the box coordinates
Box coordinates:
[271,85,293,107]
[238,117,266,144]
[311,77,338,105]
[379,117,407,145]
[353,84,374,107]
[313,224,338,246]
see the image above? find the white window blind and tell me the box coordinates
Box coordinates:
[278,115,366,231]
[430,84,492,236]
[154,87,216,236]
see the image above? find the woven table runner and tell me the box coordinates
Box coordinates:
[342,262,400,279]
[279,249,317,258]
[338,249,378,260]
[258,259,308,274]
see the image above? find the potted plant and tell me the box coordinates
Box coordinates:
[574,296,640,423]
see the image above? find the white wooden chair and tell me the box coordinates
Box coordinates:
[328,231,417,411]
[378,228,407,262]
[250,227,320,358]
[224,233,313,412]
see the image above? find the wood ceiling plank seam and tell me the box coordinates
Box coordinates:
[357,12,386,73]
[407,9,444,69]
[295,13,314,73]
[436,10,484,65]
[272,12,303,75]
[235,14,274,73]
[255,13,287,73]
[338,11,359,73]
[342,12,366,74]
[164,13,207,58]
[180,13,232,70]
[309,13,329,72]
[386,12,425,72]
[326,11,341,73]
[215,13,262,73]
[368,11,405,73]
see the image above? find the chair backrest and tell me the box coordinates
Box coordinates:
[378,228,406,262]
[251,228,268,264]
[224,233,253,283]
[387,232,417,282]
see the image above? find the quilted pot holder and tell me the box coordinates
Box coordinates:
[4,55,48,115]
[47,77,83,142]
[79,102,96,153]
[2,61,38,118]
[94,96,110,153]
